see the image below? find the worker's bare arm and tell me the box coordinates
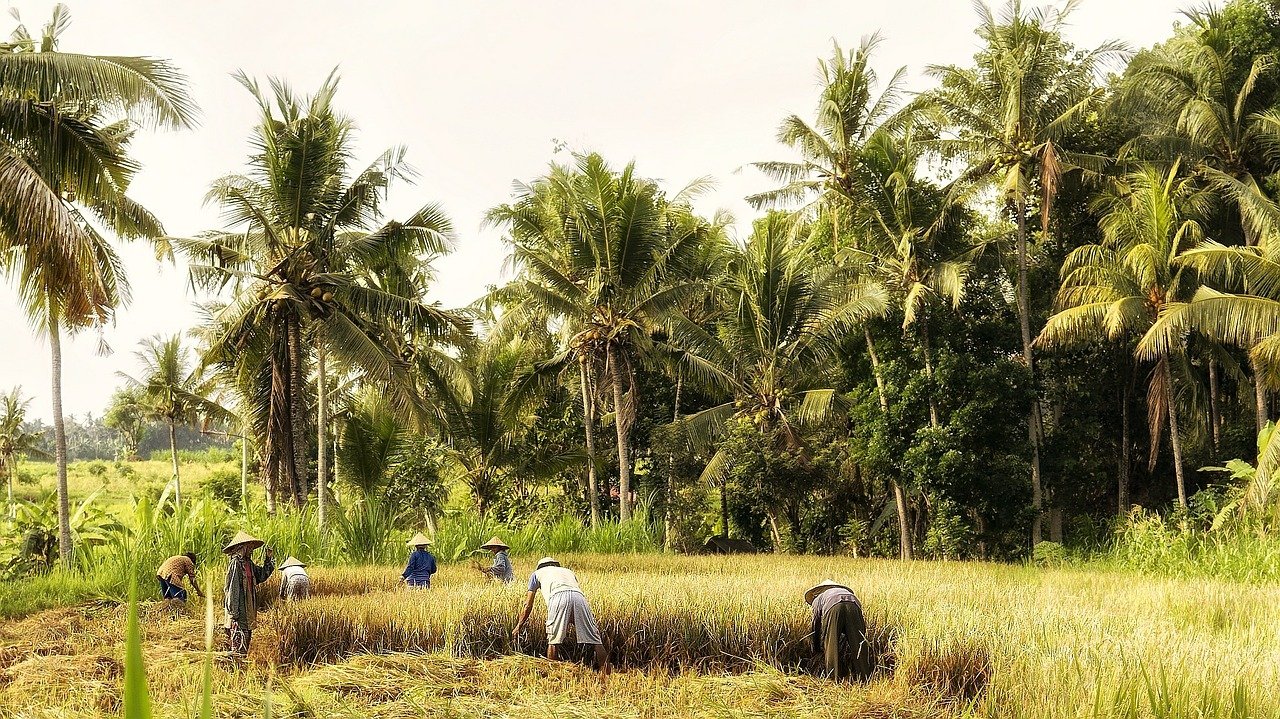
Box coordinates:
[511,591,537,641]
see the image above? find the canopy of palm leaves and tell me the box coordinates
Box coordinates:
[176,71,463,508]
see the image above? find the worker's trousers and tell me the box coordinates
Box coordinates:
[821,600,872,680]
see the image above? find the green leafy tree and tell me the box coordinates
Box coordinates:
[0,5,195,562]
[0,388,48,520]
[487,152,709,521]
[103,386,148,460]
[1039,164,1212,507]
[671,213,888,539]
[119,335,229,507]
[178,72,458,515]
[927,0,1120,544]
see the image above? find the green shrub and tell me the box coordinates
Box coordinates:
[86,460,108,478]
[203,468,243,509]
[1032,541,1066,567]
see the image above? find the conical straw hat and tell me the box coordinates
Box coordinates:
[536,556,560,569]
[223,530,264,554]
[406,532,432,547]
[277,556,306,570]
[804,579,853,605]
[480,536,509,551]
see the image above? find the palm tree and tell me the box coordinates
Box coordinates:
[178,72,459,515]
[487,152,708,521]
[1117,5,1280,434]
[671,213,888,541]
[0,6,195,562]
[1038,164,1211,508]
[434,335,579,516]
[927,0,1120,543]
[749,37,920,558]
[0,388,48,520]
[119,335,228,507]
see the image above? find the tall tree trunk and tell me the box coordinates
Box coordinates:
[1254,357,1268,439]
[1015,194,1045,546]
[579,359,601,528]
[6,462,13,521]
[607,343,633,522]
[168,421,181,507]
[240,424,249,514]
[287,319,308,508]
[1119,377,1131,516]
[1164,362,1188,508]
[665,371,682,552]
[865,327,913,560]
[49,310,72,565]
[720,480,729,538]
[920,315,940,428]
[316,338,328,530]
[1208,359,1221,455]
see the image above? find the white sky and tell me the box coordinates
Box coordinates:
[1,0,1188,422]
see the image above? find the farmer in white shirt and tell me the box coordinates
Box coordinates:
[511,556,610,676]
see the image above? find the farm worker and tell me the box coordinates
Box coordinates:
[401,533,437,588]
[156,552,203,602]
[511,557,610,676]
[805,579,872,680]
[479,536,514,583]
[277,556,310,601]
[222,531,274,656]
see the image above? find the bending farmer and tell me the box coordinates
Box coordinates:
[156,552,203,602]
[278,556,310,601]
[805,579,872,680]
[512,556,609,676]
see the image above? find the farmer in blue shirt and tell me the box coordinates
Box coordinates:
[805,579,872,680]
[401,533,437,589]
[478,536,514,583]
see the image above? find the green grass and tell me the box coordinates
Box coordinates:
[9,458,242,515]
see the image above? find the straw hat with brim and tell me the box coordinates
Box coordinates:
[804,579,853,605]
[406,533,432,547]
[223,531,264,554]
[278,556,306,570]
[536,556,560,569]
[480,536,510,551]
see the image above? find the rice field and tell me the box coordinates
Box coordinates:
[1,554,1277,718]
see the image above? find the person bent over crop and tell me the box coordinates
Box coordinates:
[156,552,203,602]
[222,531,274,656]
[512,556,609,677]
[805,579,872,680]
[277,556,310,601]
[401,533,437,588]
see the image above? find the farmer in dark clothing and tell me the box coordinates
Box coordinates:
[222,531,274,656]
[401,533,437,588]
[805,579,872,680]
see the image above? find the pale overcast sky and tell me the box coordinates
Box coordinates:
[1,0,1189,421]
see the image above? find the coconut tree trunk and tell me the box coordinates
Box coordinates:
[316,338,328,530]
[607,343,633,522]
[287,319,308,508]
[919,314,940,429]
[720,480,729,538]
[579,359,601,528]
[168,421,181,507]
[1254,357,1268,438]
[48,310,72,565]
[665,371,682,552]
[1207,359,1221,455]
[865,327,913,560]
[1015,194,1045,546]
[240,425,249,514]
[1119,377,1132,516]
[1164,361,1188,508]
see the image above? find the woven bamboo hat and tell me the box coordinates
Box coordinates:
[223,530,264,554]
[804,579,853,605]
[278,556,306,570]
[480,536,509,551]
[406,533,432,547]
[536,556,560,569]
